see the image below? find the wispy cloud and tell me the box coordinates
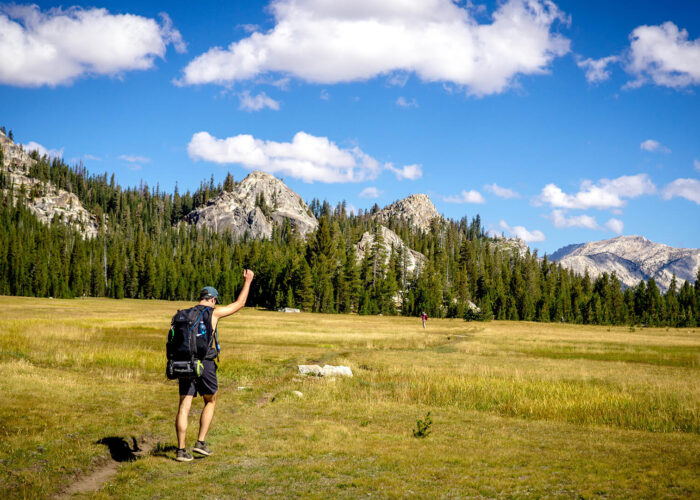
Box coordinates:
[238,23,259,33]
[238,91,280,111]
[484,183,519,199]
[605,218,624,234]
[320,89,330,101]
[547,210,624,234]
[640,139,670,153]
[386,73,409,87]
[576,55,619,83]
[359,187,382,199]
[443,189,485,204]
[119,154,150,163]
[662,178,700,205]
[499,220,545,242]
[386,163,422,181]
[694,159,700,172]
[396,96,418,108]
[549,209,599,230]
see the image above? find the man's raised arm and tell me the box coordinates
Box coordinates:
[213,269,254,320]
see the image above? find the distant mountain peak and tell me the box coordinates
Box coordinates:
[551,236,699,291]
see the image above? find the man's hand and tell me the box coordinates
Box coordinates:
[243,269,254,282]
[214,269,255,320]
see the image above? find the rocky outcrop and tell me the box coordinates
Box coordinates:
[184,170,318,239]
[0,130,100,238]
[491,237,529,258]
[355,225,426,275]
[0,130,35,169]
[551,236,700,292]
[373,194,442,232]
[298,365,353,377]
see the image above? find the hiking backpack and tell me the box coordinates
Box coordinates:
[165,305,219,379]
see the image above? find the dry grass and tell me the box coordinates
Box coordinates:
[0,296,698,498]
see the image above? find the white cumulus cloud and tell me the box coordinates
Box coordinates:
[662,178,700,205]
[534,174,656,210]
[499,220,545,242]
[238,91,280,111]
[443,189,485,204]
[576,55,619,83]
[640,139,670,153]
[0,5,185,87]
[187,131,383,183]
[484,183,519,199]
[179,0,570,96]
[22,141,63,159]
[386,163,422,181]
[626,22,700,89]
[359,187,381,199]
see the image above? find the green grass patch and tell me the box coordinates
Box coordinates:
[0,296,698,498]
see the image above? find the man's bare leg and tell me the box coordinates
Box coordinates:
[176,395,193,449]
[197,393,217,442]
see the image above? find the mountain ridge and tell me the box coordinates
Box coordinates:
[551,235,700,291]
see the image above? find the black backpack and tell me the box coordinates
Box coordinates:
[166,305,218,379]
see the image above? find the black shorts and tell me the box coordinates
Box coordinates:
[179,360,218,397]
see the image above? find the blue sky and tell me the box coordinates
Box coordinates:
[1,0,699,254]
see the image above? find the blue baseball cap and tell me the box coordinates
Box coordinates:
[199,286,219,303]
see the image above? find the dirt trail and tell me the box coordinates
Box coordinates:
[54,436,156,499]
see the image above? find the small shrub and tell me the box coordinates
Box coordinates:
[413,411,432,438]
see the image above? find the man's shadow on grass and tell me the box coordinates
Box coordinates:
[98,436,191,462]
[96,437,143,462]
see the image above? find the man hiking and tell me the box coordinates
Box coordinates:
[175,269,254,462]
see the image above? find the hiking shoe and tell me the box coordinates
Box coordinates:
[175,448,193,462]
[193,441,212,456]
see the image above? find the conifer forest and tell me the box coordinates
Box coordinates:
[1,154,699,327]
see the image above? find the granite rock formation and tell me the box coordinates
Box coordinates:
[184,170,318,239]
[354,225,426,275]
[0,130,100,238]
[373,194,442,232]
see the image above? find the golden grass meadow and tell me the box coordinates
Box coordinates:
[1,296,698,498]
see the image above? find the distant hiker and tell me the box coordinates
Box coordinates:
[173,270,254,462]
[421,311,428,329]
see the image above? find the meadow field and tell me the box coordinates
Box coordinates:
[0,296,698,499]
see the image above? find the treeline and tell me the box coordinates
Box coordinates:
[1,153,699,327]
